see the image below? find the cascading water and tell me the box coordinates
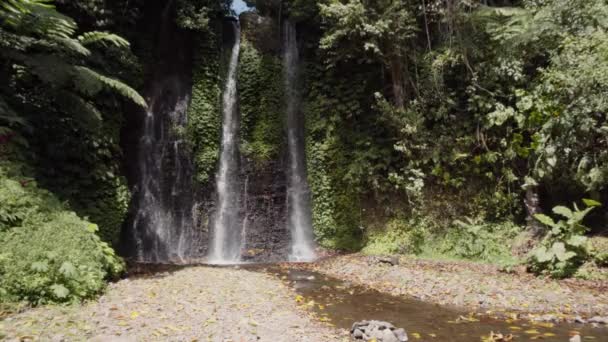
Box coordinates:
[208,21,243,263]
[284,21,316,262]
[129,0,202,263]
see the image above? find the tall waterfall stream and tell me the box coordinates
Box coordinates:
[129,0,202,263]
[284,20,317,262]
[209,21,243,264]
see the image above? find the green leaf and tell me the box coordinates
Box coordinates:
[552,206,573,219]
[534,214,556,228]
[533,246,553,263]
[566,235,587,247]
[551,242,575,262]
[50,284,70,299]
[582,199,601,207]
[59,261,77,278]
[31,261,49,272]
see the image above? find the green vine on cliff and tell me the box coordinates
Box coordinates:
[238,37,284,165]
[186,28,222,185]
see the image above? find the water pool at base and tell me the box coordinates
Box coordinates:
[264,267,608,342]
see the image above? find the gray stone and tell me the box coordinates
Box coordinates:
[352,320,369,331]
[368,327,384,340]
[394,328,408,342]
[353,329,364,339]
[588,316,608,324]
[569,335,581,342]
[381,329,399,342]
[574,316,587,324]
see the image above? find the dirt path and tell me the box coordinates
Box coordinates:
[1,266,347,341]
[306,254,608,323]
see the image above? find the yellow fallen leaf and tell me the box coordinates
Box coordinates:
[295,295,304,303]
[543,332,556,337]
[411,332,421,339]
[509,326,522,330]
[130,311,139,319]
[533,321,554,328]
[524,329,540,334]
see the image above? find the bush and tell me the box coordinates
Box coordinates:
[589,236,608,267]
[0,164,125,304]
[527,200,600,278]
[432,218,521,263]
[362,217,426,255]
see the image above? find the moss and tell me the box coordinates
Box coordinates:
[238,37,285,165]
[185,29,222,184]
[303,63,367,250]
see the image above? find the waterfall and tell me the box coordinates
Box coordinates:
[284,21,316,262]
[209,21,243,264]
[129,0,201,263]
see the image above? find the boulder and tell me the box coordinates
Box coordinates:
[350,320,408,342]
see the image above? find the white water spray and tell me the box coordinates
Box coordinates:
[209,21,243,264]
[284,20,316,262]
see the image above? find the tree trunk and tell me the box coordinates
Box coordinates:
[389,57,406,109]
[524,185,544,237]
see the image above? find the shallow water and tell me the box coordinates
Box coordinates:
[267,267,608,342]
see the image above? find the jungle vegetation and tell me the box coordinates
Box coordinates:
[1,0,607,303]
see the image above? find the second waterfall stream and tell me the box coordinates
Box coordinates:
[284,20,316,262]
[209,20,243,263]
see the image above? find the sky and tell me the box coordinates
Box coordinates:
[231,0,251,14]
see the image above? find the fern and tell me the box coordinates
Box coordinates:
[0,0,147,118]
[72,66,146,108]
[78,31,130,49]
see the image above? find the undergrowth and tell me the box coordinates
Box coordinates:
[0,161,125,304]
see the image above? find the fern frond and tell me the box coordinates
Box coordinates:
[72,66,147,108]
[54,37,91,56]
[78,31,130,49]
[54,90,103,126]
[1,0,76,39]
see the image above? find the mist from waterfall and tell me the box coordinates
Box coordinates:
[129,0,201,263]
[209,21,243,264]
[284,20,316,262]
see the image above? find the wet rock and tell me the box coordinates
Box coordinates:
[382,329,399,342]
[377,256,400,266]
[350,320,407,341]
[394,328,408,341]
[574,316,587,324]
[588,316,608,324]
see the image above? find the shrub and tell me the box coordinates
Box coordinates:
[527,200,600,278]
[0,164,125,304]
[588,236,608,267]
[435,218,521,263]
[362,218,426,255]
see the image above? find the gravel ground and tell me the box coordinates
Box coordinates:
[307,254,608,323]
[1,266,347,341]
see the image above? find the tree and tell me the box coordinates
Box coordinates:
[318,0,417,108]
[0,0,146,131]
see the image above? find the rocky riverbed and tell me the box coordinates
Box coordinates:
[306,254,608,323]
[0,266,347,341]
